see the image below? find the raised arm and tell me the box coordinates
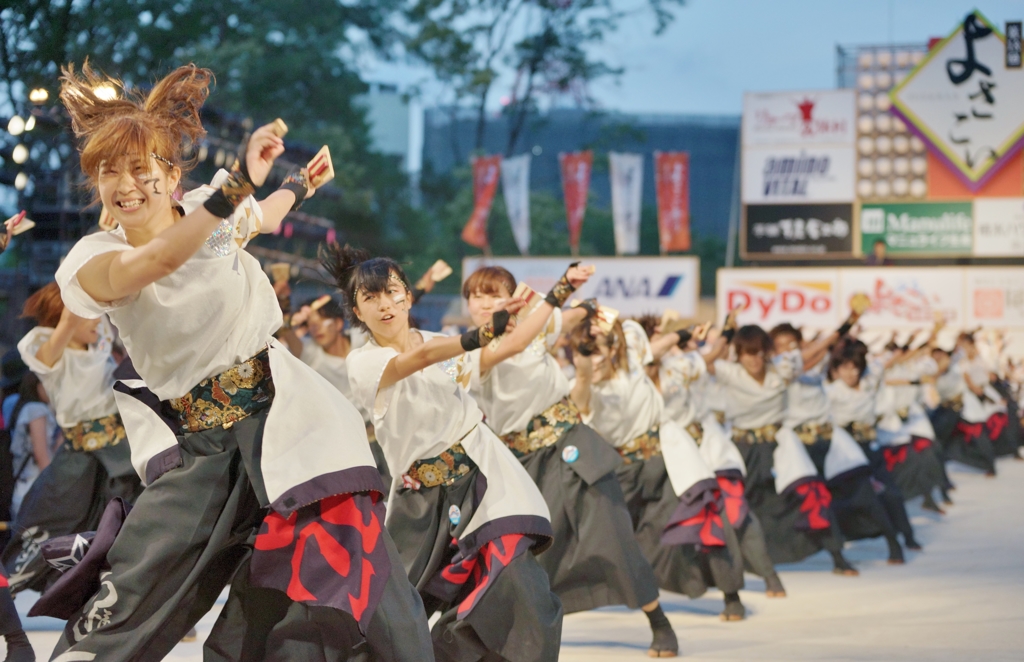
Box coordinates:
[75,124,284,304]
[570,352,594,415]
[478,264,593,373]
[34,307,87,368]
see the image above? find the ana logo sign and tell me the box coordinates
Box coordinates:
[593,274,685,299]
[726,280,833,320]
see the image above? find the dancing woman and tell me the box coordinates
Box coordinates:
[462,265,680,657]
[47,63,430,660]
[656,323,786,598]
[767,323,904,565]
[569,317,748,622]
[5,285,143,595]
[333,246,564,661]
[826,340,921,551]
[707,325,857,574]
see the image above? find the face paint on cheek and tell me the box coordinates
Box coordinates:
[141,175,164,196]
[392,293,407,306]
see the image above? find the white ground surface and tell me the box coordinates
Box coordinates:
[10,457,1024,661]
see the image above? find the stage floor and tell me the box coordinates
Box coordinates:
[14,457,1024,661]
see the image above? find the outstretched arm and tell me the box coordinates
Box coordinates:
[75,124,285,304]
[34,307,88,368]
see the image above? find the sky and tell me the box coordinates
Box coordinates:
[359,0,1024,116]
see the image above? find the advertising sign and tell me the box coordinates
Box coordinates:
[716,268,841,329]
[859,202,973,255]
[839,268,965,328]
[609,152,644,255]
[966,268,1024,327]
[500,154,531,255]
[559,151,593,252]
[463,256,699,318]
[742,90,856,146]
[973,197,1024,256]
[742,145,856,204]
[744,203,854,257]
[890,11,1024,188]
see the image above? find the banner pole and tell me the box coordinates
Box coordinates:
[725,131,742,268]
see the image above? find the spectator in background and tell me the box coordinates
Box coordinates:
[865,239,894,266]
[0,351,29,428]
[9,372,59,519]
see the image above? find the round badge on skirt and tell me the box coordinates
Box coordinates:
[448,505,461,526]
[562,445,580,463]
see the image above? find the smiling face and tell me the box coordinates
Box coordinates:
[738,349,765,378]
[353,271,412,343]
[97,154,180,231]
[467,284,512,328]
[834,360,861,388]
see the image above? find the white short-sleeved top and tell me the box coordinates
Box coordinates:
[17,317,119,428]
[824,359,886,427]
[580,320,662,447]
[467,309,569,436]
[55,170,281,400]
[784,356,831,427]
[347,331,482,473]
[659,349,707,428]
[714,350,800,430]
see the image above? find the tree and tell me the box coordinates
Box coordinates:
[0,0,416,258]
[404,0,685,158]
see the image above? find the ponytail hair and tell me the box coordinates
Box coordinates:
[319,242,412,331]
[60,60,212,183]
[22,282,64,328]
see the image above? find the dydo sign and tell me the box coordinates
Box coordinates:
[717,268,841,329]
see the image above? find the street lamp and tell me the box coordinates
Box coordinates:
[12,145,28,164]
[28,88,49,104]
[7,116,25,136]
[24,116,36,132]
[14,173,28,191]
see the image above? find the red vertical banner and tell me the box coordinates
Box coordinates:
[559,151,593,253]
[654,151,691,253]
[462,155,502,249]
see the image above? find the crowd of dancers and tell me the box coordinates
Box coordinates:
[0,63,1020,661]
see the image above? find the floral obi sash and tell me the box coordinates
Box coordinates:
[846,421,877,443]
[618,425,662,464]
[169,348,274,433]
[793,421,833,445]
[402,441,477,491]
[62,413,127,452]
[499,397,581,458]
[731,423,781,445]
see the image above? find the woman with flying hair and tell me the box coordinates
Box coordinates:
[4,283,143,598]
[568,316,749,623]
[331,245,564,661]
[44,62,430,660]
[706,324,858,574]
[461,266,680,657]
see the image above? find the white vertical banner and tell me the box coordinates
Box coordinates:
[501,154,531,255]
[609,152,644,255]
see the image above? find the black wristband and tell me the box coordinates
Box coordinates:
[278,170,310,211]
[460,328,481,352]
[544,261,580,308]
[837,322,853,337]
[723,328,736,343]
[491,310,511,336]
[676,329,693,349]
[203,159,256,218]
[410,287,426,304]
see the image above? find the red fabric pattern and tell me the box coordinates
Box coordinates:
[675,500,726,547]
[429,533,534,620]
[911,436,933,453]
[251,492,390,631]
[795,480,833,530]
[883,445,909,472]
[955,421,983,445]
[716,475,750,528]
[986,413,1008,440]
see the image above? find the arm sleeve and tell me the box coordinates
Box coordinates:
[621,320,654,373]
[712,359,744,387]
[543,308,564,351]
[55,233,136,319]
[346,345,400,423]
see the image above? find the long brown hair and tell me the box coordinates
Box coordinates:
[60,61,212,186]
